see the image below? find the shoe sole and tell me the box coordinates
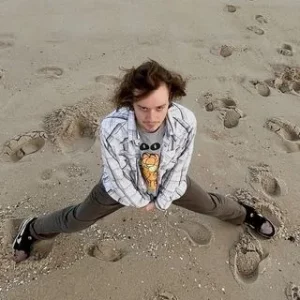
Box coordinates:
[12,217,35,251]
[241,203,276,239]
[246,220,276,239]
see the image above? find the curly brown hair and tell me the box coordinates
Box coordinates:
[111,59,187,110]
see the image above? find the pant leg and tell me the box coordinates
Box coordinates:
[30,180,124,240]
[172,176,246,225]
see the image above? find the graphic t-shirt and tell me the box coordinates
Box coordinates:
[138,124,165,199]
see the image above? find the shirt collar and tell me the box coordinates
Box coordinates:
[128,109,140,141]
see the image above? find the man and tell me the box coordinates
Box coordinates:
[13,59,275,263]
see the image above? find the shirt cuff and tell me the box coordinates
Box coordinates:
[154,195,172,211]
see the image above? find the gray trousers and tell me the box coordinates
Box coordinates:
[30,177,246,240]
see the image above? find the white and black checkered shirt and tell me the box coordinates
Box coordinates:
[100,102,197,210]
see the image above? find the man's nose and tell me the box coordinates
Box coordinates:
[146,110,156,121]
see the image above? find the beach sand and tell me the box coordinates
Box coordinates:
[0,0,300,299]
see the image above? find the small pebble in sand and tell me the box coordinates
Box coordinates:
[226,5,236,13]
[256,83,270,97]
[220,45,233,57]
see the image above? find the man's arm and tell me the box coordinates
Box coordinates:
[100,126,151,208]
[155,117,197,210]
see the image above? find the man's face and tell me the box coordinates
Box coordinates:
[133,83,169,133]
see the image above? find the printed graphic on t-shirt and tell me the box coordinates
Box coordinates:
[139,143,161,194]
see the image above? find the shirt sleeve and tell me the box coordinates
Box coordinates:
[155,116,197,210]
[100,126,151,208]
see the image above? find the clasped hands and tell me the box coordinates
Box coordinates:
[142,201,156,212]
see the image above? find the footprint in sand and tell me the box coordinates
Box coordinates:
[204,97,237,111]
[40,163,89,185]
[219,45,234,57]
[152,291,178,300]
[233,189,284,235]
[255,15,268,24]
[225,5,237,13]
[86,240,127,262]
[36,66,64,78]
[44,115,97,153]
[0,39,14,49]
[2,218,54,261]
[94,75,119,86]
[250,80,270,97]
[42,97,108,153]
[247,26,264,35]
[221,109,243,128]
[265,117,300,153]
[0,130,47,162]
[248,164,288,197]
[229,232,268,284]
[277,44,293,56]
[286,283,300,300]
[210,44,234,57]
[167,215,212,246]
[267,64,300,94]
[256,83,270,97]
[204,96,244,128]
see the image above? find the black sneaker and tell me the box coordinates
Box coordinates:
[12,217,37,263]
[242,204,276,239]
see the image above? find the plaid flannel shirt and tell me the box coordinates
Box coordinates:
[100,102,197,210]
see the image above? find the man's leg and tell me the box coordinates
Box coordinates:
[172,176,275,238]
[30,180,123,238]
[13,180,123,262]
[173,176,246,225]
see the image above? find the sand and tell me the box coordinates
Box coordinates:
[0,0,300,299]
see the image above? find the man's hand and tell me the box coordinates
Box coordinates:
[142,202,156,212]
